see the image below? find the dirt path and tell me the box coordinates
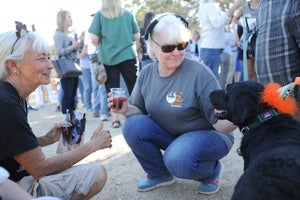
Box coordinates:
[28,97,244,200]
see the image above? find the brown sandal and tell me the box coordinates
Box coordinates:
[111,120,121,128]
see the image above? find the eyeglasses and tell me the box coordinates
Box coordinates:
[11,21,29,54]
[151,36,188,53]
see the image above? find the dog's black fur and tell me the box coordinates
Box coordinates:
[209,81,300,200]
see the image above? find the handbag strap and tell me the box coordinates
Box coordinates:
[245,17,251,33]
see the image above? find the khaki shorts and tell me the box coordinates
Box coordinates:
[17,162,102,200]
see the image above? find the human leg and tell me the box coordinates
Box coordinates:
[35,85,44,106]
[119,58,138,95]
[226,51,238,86]
[71,165,107,200]
[123,115,175,178]
[200,48,223,78]
[123,115,176,191]
[163,130,232,194]
[77,75,84,107]
[104,64,121,127]
[45,83,57,104]
[247,58,257,81]
[81,68,93,112]
[219,52,230,88]
[98,84,110,120]
[164,130,230,181]
[60,77,79,114]
[18,162,106,199]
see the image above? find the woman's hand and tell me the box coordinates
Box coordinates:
[107,91,128,114]
[38,122,63,146]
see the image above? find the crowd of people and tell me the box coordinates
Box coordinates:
[1,0,299,199]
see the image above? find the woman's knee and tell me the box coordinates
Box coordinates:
[98,166,107,188]
[122,114,148,137]
[122,114,155,146]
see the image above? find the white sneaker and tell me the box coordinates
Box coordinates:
[100,116,109,121]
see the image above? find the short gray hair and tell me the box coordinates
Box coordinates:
[146,14,191,61]
[0,30,50,80]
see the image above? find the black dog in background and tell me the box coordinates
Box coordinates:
[209,81,300,200]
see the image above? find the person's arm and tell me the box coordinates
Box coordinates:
[0,167,32,200]
[123,104,143,118]
[90,33,100,48]
[133,32,141,55]
[233,8,244,26]
[212,119,237,133]
[107,92,143,117]
[37,122,63,147]
[78,44,88,59]
[203,1,242,28]
[232,25,240,46]
[13,123,112,181]
[0,179,33,200]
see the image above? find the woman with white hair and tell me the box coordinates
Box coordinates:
[0,22,112,199]
[108,13,237,194]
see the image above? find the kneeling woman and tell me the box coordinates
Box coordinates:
[108,13,236,194]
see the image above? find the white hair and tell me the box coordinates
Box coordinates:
[147,14,191,61]
[0,31,50,80]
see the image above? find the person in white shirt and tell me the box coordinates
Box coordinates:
[199,0,242,78]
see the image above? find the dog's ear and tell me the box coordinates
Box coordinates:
[230,93,258,126]
[209,89,227,110]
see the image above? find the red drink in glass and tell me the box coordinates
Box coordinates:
[112,96,126,110]
[110,88,126,110]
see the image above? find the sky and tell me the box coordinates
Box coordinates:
[0,0,103,45]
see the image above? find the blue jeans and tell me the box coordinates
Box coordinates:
[81,68,93,110]
[76,75,84,106]
[90,67,110,116]
[93,83,109,115]
[60,77,78,114]
[200,48,223,78]
[122,115,232,184]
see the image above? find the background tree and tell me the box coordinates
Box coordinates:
[125,0,234,33]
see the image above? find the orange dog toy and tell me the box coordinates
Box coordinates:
[260,77,300,116]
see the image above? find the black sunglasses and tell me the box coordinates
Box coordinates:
[11,21,30,54]
[151,36,188,53]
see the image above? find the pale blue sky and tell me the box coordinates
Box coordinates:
[0,0,102,45]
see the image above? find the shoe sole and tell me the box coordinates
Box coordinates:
[197,185,220,195]
[197,163,223,195]
[137,178,176,192]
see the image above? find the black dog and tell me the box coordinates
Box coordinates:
[209,81,300,200]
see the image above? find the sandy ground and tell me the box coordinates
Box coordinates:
[28,93,244,200]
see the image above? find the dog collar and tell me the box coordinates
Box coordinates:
[241,108,279,134]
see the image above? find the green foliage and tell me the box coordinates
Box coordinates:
[128,0,233,33]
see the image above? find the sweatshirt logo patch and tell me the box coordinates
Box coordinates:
[166,90,183,108]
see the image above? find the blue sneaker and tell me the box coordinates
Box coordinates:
[198,164,223,194]
[137,175,175,192]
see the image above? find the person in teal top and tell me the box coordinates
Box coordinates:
[89,0,140,128]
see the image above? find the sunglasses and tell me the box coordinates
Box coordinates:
[11,21,30,54]
[151,36,188,53]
